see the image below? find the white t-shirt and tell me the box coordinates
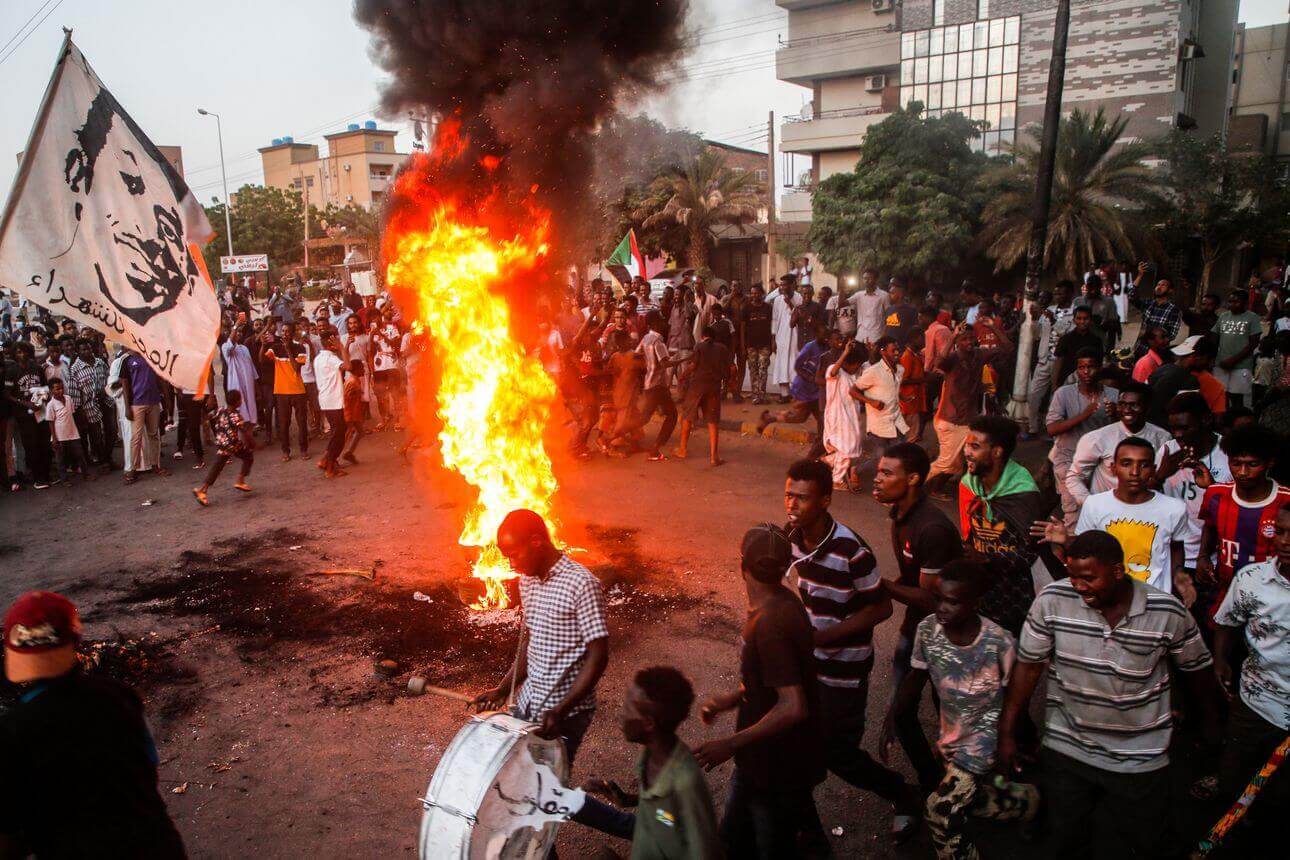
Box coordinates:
[1155,438,1231,567]
[43,396,79,442]
[1076,490,1189,593]
[313,350,345,411]
[849,289,891,344]
[373,324,401,372]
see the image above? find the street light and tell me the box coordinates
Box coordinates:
[197,108,234,257]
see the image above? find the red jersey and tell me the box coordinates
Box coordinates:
[1199,481,1290,612]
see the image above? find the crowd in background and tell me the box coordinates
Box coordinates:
[4,255,1290,857]
[0,278,427,502]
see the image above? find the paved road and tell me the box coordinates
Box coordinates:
[0,417,1210,857]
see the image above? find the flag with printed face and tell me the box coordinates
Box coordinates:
[0,35,219,392]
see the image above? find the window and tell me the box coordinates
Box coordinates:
[292,178,303,189]
[899,15,1021,154]
[756,169,769,183]
[374,141,386,152]
[978,0,990,19]
[933,0,945,26]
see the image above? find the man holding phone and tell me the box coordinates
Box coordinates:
[1131,261,1181,343]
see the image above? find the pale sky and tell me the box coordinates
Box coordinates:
[0,0,1286,211]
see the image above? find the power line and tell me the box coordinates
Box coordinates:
[0,0,66,69]
[0,0,56,59]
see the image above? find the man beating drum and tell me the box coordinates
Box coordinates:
[471,509,610,764]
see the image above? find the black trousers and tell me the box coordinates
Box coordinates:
[814,679,916,810]
[635,386,678,452]
[1041,748,1177,859]
[276,394,308,454]
[721,768,821,859]
[1215,698,1288,855]
[321,409,347,464]
[177,396,204,461]
[73,409,108,465]
[14,411,51,483]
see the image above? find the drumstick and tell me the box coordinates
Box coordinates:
[407,677,474,703]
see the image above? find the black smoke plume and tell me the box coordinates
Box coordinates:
[354,0,689,239]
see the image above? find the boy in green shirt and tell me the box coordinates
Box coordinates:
[579,666,722,859]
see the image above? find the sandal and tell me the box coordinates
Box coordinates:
[233,482,252,493]
[191,487,209,507]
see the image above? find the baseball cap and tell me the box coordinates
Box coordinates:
[3,591,81,683]
[741,523,793,583]
[1172,335,1204,357]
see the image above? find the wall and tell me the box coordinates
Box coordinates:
[820,75,889,111]
[819,149,861,179]
[905,1,1235,144]
[1234,23,1290,157]
[786,0,893,42]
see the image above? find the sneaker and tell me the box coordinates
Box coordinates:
[173,451,184,460]
[646,451,666,462]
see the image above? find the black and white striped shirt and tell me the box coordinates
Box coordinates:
[788,516,883,688]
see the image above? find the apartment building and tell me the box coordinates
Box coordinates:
[1230,22,1290,161]
[776,0,1239,224]
[258,121,407,211]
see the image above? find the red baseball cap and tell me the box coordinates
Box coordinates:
[3,591,81,683]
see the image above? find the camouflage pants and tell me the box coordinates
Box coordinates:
[926,763,1038,860]
[746,347,771,399]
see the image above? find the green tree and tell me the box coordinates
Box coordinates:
[1147,130,1290,292]
[562,114,704,266]
[978,107,1160,278]
[635,147,764,269]
[807,103,988,277]
[203,184,309,278]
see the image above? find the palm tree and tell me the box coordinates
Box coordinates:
[636,148,764,269]
[978,108,1161,278]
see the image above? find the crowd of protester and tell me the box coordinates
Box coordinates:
[507,260,1290,858]
[0,278,426,505]
[4,256,1290,858]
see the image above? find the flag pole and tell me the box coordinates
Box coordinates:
[0,28,75,253]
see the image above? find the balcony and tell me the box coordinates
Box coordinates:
[776,25,900,84]
[779,189,815,222]
[367,174,392,192]
[781,105,890,153]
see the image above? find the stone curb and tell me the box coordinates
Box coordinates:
[721,419,815,446]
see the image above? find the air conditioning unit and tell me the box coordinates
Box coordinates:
[865,74,887,92]
[872,0,893,12]
[343,164,351,172]
[1179,39,1205,60]
[346,195,354,202]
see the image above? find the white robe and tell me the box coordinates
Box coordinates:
[106,353,135,473]
[768,290,801,386]
[823,365,864,484]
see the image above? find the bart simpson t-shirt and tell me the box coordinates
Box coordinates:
[1075,490,1189,594]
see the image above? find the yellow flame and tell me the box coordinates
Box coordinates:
[385,208,559,609]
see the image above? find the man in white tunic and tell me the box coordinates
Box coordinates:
[823,340,865,489]
[767,274,802,401]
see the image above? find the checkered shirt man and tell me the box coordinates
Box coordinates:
[515,554,609,721]
[1141,300,1182,342]
[67,357,102,424]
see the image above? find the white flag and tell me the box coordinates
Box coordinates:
[0,35,219,392]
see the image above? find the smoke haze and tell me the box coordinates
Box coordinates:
[353,0,690,234]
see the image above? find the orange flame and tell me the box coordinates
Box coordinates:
[383,122,559,610]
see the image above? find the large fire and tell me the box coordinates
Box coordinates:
[383,121,561,610]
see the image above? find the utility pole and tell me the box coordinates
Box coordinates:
[1008,0,1071,420]
[766,110,777,284]
[303,176,311,270]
